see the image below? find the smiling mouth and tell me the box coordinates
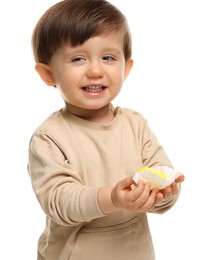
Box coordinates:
[82,85,107,93]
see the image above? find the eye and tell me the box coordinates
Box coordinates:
[102,55,116,61]
[71,56,86,62]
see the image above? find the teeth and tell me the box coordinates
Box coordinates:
[85,86,102,92]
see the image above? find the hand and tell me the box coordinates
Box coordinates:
[156,174,185,201]
[98,175,185,214]
[111,177,160,213]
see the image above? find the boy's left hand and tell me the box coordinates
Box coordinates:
[156,175,185,202]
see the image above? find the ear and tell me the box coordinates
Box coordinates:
[35,63,56,86]
[124,58,133,80]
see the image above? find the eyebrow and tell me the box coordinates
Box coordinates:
[102,48,122,55]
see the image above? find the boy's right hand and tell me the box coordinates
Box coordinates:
[111,177,160,213]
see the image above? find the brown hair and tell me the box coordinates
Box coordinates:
[32,0,132,64]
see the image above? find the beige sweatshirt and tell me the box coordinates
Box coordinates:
[28,106,179,260]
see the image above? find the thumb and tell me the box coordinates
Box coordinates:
[118,177,135,190]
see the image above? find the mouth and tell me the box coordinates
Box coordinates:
[81,85,107,93]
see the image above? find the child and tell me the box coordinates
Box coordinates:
[28,0,184,259]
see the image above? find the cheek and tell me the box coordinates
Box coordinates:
[52,63,73,82]
[117,68,125,84]
[54,70,72,87]
[110,65,124,79]
[56,84,73,103]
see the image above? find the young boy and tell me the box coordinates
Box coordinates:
[28,0,184,259]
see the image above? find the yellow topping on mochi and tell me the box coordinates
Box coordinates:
[137,167,167,180]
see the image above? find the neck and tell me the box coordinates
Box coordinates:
[65,104,114,124]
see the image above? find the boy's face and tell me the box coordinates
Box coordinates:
[38,32,133,114]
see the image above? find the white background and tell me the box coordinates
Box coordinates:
[1,0,208,259]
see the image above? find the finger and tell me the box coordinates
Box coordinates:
[155,192,164,203]
[138,189,159,211]
[163,186,172,198]
[175,175,185,183]
[171,181,179,195]
[130,180,146,201]
[132,182,151,207]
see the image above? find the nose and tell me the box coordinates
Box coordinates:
[86,61,104,78]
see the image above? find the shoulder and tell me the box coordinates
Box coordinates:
[119,107,143,117]
[30,108,69,143]
[118,107,147,124]
[34,109,66,132]
[29,108,78,154]
[115,107,151,137]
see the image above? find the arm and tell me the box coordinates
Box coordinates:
[28,131,105,226]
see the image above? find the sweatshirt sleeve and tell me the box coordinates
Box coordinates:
[140,119,173,169]
[28,131,105,226]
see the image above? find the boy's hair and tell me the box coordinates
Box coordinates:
[32,0,132,64]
